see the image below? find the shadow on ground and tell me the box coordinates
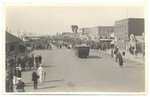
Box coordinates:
[42,65,54,68]
[44,79,64,83]
[124,66,135,68]
[25,80,64,87]
[38,86,61,90]
[86,55,102,59]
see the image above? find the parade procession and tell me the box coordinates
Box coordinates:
[4,4,146,94]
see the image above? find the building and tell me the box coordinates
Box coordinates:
[114,18,144,50]
[6,31,22,55]
[79,26,114,41]
[98,26,114,38]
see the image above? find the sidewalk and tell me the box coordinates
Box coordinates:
[91,49,144,64]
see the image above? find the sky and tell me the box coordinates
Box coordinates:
[5,5,145,36]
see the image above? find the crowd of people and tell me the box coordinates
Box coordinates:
[111,46,124,68]
[6,35,144,92]
[25,38,52,50]
[6,52,43,92]
[52,39,112,52]
[110,45,141,68]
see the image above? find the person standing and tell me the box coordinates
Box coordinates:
[16,78,25,92]
[122,50,126,60]
[130,46,134,58]
[32,69,39,89]
[16,67,22,84]
[6,70,14,92]
[28,55,32,69]
[21,58,26,71]
[115,50,119,62]
[38,64,44,83]
[111,49,114,58]
[31,54,34,67]
[38,55,42,64]
[135,49,138,57]
[119,55,123,68]
[13,67,17,85]
[35,55,39,68]
[113,47,118,61]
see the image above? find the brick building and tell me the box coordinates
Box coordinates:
[114,18,144,50]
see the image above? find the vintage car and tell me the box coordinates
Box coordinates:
[74,45,90,58]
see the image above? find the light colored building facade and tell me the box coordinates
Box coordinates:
[79,26,114,41]
[98,26,114,38]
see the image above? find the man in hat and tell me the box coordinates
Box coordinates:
[38,64,44,83]
[32,69,39,89]
[12,67,17,85]
[6,70,13,92]
[16,67,22,84]
[119,55,123,68]
[38,55,42,64]
[35,55,39,68]
[31,53,34,67]
[16,78,25,92]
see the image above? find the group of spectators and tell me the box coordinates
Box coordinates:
[129,46,138,58]
[51,41,63,49]
[89,42,111,51]
[53,38,112,51]
[6,52,43,92]
[7,53,35,71]
[110,45,140,68]
[6,61,25,92]
[111,46,124,68]
[25,39,52,50]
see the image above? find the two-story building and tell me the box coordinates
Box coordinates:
[98,26,114,38]
[114,18,144,50]
[79,26,114,41]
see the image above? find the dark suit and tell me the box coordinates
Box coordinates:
[119,57,123,68]
[16,69,22,78]
[32,72,39,89]
[16,81,25,92]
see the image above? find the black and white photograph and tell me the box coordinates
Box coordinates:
[2,2,148,94]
